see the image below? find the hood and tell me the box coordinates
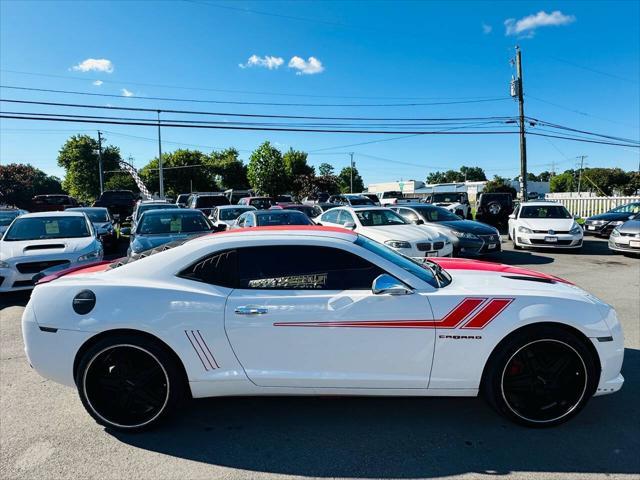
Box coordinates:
[359,224,445,242]
[0,236,96,260]
[93,222,112,232]
[438,220,497,235]
[131,231,206,253]
[587,212,635,222]
[518,218,575,231]
[618,219,640,234]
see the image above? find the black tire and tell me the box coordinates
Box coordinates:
[75,334,184,432]
[481,326,598,428]
[487,201,502,216]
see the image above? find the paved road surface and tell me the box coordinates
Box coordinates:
[1,237,638,479]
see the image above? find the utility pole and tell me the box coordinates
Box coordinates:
[514,46,528,201]
[349,152,354,193]
[576,155,587,195]
[97,130,104,195]
[157,110,164,199]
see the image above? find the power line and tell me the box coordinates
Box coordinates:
[0,68,507,101]
[0,85,512,108]
[526,95,639,128]
[548,55,639,84]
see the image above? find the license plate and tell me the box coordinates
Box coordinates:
[630,240,640,248]
[545,236,558,243]
[425,251,437,257]
[488,243,497,249]
[587,226,596,230]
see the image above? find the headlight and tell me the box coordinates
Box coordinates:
[78,246,103,262]
[385,240,411,249]
[518,226,533,234]
[0,260,9,268]
[609,221,624,226]
[451,231,478,239]
[569,223,582,235]
[610,228,621,237]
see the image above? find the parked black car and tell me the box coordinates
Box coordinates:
[475,193,514,228]
[93,190,138,222]
[391,203,501,256]
[584,202,640,237]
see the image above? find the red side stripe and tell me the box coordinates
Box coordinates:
[436,297,487,329]
[461,298,514,329]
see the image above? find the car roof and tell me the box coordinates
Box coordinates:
[67,207,108,212]
[332,206,391,212]
[189,225,357,244]
[141,208,203,216]
[255,209,305,215]
[217,204,255,209]
[520,201,563,207]
[18,211,87,218]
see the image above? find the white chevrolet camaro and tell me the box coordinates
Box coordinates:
[22,226,623,431]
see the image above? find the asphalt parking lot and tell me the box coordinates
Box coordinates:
[1,236,638,480]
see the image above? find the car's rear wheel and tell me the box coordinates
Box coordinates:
[482,326,598,427]
[76,335,184,431]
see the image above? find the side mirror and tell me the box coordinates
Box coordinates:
[120,227,131,236]
[508,213,516,219]
[216,223,227,232]
[112,214,120,221]
[414,219,424,225]
[315,221,323,226]
[125,216,132,222]
[372,274,414,295]
[343,221,356,230]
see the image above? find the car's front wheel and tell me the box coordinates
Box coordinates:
[75,335,184,431]
[482,326,598,427]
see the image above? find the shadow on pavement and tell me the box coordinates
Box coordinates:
[113,348,640,478]
[0,291,31,309]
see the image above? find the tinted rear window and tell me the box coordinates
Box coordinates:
[196,196,230,208]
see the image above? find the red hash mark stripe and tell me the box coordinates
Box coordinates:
[273,297,514,330]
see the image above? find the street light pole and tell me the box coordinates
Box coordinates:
[157,110,164,199]
[349,152,354,193]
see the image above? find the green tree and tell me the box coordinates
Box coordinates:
[318,163,335,176]
[483,175,517,197]
[338,166,364,193]
[622,171,640,196]
[0,163,64,209]
[208,148,248,190]
[581,167,630,196]
[140,149,216,198]
[550,172,575,192]
[459,166,487,181]
[247,141,289,197]
[295,173,341,199]
[283,149,314,177]
[103,173,139,193]
[57,134,123,202]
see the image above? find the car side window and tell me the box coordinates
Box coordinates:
[336,210,354,225]
[244,214,255,227]
[321,209,340,224]
[399,208,419,223]
[178,249,237,288]
[236,213,247,227]
[237,245,385,290]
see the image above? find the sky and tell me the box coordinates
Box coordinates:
[1,0,639,187]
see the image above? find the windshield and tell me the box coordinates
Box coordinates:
[4,216,91,241]
[176,194,190,203]
[196,196,229,208]
[250,198,274,209]
[347,195,375,205]
[412,206,460,222]
[431,193,464,203]
[138,212,210,234]
[0,211,20,227]
[520,205,572,219]
[219,207,254,220]
[100,192,134,201]
[355,236,449,288]
[381,191,403,198]
[71,209,109,222]
[355,209,408,226]
[136,204,179,220]
[611,203,640,214]
[256,211,313,226]
[285,205,321,217]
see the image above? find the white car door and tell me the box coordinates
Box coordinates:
[224,242,436,389]
[508,205,520,238]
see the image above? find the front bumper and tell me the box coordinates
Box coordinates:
[456,235,502,256]
[516,232,583,249]
[608,236,640,253]
[584,222,619,236]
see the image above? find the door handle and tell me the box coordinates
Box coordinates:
[235,306,268,315]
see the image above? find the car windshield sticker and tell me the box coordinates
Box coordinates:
[170,217,182,232]
[45,221,60,234]
[248,273,328,289]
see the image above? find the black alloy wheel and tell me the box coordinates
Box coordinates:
[76,336,184,431]
[482,326,597,427]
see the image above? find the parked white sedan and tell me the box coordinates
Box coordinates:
[22,226,623,431]
[209,205,256,230]
[508,201,583,250]
[0,211,103,292]
[318,206,453,258]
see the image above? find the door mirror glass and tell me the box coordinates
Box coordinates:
[120,227,131,236]
[414,219,424,225]
[343,221,356,230]
[372,274,414,295]
[508,213,516,219]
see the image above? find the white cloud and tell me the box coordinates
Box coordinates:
[238,54,284,70]
[482,23,492,34]
[71,58,114,73]
[288,56,324,75]
[92,80,103,86]
[505,10,575,38]
[121,88,134,97]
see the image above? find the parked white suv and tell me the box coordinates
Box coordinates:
[508,201,583,250]
[318,206,453,258]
